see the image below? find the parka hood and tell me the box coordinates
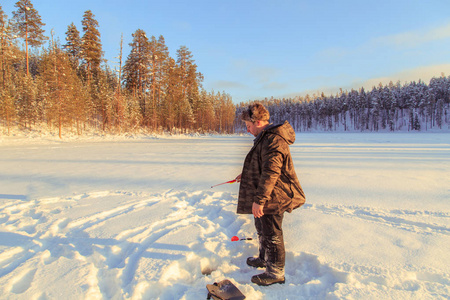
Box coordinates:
[265,121,296,145]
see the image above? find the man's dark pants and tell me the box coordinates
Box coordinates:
[254,213,285,277]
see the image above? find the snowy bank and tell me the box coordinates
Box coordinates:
[0,133,449,299]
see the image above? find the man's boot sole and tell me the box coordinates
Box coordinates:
[251,277,285,286]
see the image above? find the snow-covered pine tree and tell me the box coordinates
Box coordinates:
[64,23,82,71]
[148,35,169,131]
[0,5,17,134]
[176,45,202,131]
[12,0,47,76]
[123,29,151,127]
[81,10,102,86]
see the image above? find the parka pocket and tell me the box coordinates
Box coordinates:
[277,172,294,198]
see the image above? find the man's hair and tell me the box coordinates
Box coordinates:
[240,103,270,122]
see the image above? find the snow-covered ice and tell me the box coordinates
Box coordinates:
[0,132,449,299]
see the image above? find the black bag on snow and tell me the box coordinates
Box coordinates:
[206,279,246,300]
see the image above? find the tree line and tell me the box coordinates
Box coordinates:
[0,1,235,137]
[2,2,448,138]
[235,76,450,132]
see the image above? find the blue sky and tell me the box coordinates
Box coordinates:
[3,0,450,103]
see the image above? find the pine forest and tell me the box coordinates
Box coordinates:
[236,77,450,133]
[1,1,449,138]
[0,1,235,138]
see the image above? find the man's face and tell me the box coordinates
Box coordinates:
[245,121,259,137]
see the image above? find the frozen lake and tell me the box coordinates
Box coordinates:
[0,132,449,299]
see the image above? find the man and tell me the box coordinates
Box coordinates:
[236,103,306,286]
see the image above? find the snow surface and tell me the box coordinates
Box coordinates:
[0,132,449,299]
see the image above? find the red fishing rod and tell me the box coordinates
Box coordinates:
[231,236,253,241]
[211,179,237,188]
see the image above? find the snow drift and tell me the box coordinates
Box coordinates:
[0,133,449,299]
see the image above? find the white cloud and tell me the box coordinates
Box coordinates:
[211,80,247,90]
[230,58,281,84]
[360,64,450,89]
[317,22,450,62]
[262,81,288,90]
[371,23,450,48]
[281,64,450,99]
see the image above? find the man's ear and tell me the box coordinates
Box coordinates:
[254,120,262,127]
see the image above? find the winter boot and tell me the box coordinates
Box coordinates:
[246,257,266,268]
[251,272,285,286]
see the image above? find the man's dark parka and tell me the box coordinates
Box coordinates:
[237,121,306,215]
